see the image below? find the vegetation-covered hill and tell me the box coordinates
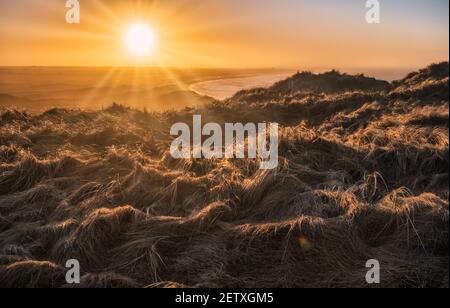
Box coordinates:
[0,63,448,288]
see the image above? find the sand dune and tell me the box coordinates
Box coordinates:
[0,63,448,288]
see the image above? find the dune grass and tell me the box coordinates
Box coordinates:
[0,63,448,288]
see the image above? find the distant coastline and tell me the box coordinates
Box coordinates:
[189,73,295,100]
[0,66,425,112]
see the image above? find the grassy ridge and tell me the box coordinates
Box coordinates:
[0,63,448,288]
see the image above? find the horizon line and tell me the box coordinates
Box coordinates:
[0,63,442,70]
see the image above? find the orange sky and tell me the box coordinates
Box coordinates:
[0,0,448,69]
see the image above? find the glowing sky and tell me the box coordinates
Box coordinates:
[0,0,448,68]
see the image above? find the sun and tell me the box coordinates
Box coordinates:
[125,23,157,57]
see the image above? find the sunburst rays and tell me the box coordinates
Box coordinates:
[71,0,211,111]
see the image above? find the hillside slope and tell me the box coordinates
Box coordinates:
[0,63,448,288]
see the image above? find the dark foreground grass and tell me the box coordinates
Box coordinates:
[0,63,448,288]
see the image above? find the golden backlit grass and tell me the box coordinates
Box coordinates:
[0,63,448,288]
